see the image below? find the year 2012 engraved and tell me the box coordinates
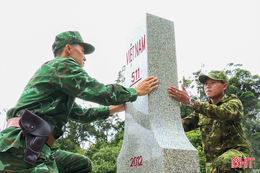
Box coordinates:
[130,156,143,167]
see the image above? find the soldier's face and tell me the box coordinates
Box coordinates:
[204,78,227,99]
[70,44,86,67]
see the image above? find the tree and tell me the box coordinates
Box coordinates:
[88,141,120,173]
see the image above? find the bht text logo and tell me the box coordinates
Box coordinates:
[231,157,255,168]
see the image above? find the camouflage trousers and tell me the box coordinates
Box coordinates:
[0,141,92,173]
[206,148,251,173]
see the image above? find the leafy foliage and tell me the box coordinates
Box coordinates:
[87,138,122,173]
[186,129,206,173]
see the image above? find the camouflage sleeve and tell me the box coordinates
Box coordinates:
[52,58,138,106]
[182,112,199,132]
[69,103,110,123]
[195,98,243,121]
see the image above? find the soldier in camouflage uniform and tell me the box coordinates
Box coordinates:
[168,70,251,173]
[0,31,158,173]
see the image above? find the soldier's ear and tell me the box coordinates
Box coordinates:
[223,83,228,91]
[64,44,72,55]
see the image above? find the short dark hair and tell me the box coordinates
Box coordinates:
[54,46,65,57]
[54,44,79,57]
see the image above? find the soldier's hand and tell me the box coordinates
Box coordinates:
[135,76,158,96]
[168,84,190,104]
[109,104,125,115]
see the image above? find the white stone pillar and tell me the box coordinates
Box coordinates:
[117,13,200,173]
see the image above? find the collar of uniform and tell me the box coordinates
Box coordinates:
[54,57,77,63]
[208,94,228,106]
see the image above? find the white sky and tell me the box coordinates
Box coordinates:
[0,0,259,114]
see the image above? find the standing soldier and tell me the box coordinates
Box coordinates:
[0,31,158,172]
[168,70,251,172]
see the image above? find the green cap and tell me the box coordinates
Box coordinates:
[199,70,229,84]
[52,31,95,55]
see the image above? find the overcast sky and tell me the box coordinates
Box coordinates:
[0,0,259,115]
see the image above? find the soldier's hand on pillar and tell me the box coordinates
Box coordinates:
[109,104,125,115]
[168,84,190,104]
[135,76,158,96]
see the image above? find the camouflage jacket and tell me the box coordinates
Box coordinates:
[0,57,137,152]
[182,94,251,162]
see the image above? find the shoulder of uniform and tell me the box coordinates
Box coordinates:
[227,94,242,105]
[229,94,242,102]
[230,94,238,98]
[62,57,79,66]
[222,94,239,103]
[42,58,61,65]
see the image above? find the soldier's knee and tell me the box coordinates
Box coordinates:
[211,155,245,173]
